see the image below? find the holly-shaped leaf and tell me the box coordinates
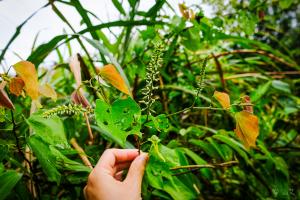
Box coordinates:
[9,77,25,97]
[13,61,39,100]
[234,111,259,148]
[95,97,141,147]
[213,91,230,109]
[98,64,132,96]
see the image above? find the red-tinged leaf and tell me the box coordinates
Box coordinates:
[234,111,259,148]
[13,61,39,100]
[213,91,230,109]
[98,64,132,96]
[39,84,57,101]
[9,77,25,96]
[241,95,253,113]
[71,89,90,108]
[0,81,15,110]
[69,55,82,87]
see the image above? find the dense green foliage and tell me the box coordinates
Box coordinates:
[0,0,299,199]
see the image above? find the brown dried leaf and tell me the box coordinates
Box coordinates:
[69,55,82,87]
[9,77,25,96]
[71,89,90,108]
[0,81,15,110]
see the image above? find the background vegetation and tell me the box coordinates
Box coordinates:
[0,0,299,199]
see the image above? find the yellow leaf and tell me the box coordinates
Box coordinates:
[213,91,230,109]
[9,77,25,97]
[98,64,132,96]
[234,111,259,149]
[13,61,39,100]
[39,84,57,101]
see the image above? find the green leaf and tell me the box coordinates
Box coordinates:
[279,0,294,9]
[95,97,141,147]
[28,135,91,183]
[189,139,219,158]
[238,11,257,35]
[179,147,212,179]
[146,143,198,200]
[148,114,169,132]
[27,35,67,67]
[0,170,22,200]
[250,81,272,102]
[112,0,126,15]
[27,114,69,148]
[145,0,166,18]
[0,145,8,162]
[272,80,291,93]
[212,134,249,162]
[181,26,202,51]
[28,135,61,183]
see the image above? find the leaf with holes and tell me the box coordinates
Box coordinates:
[213,91,230,109]
[98,64,132,96]
[9,77,25,97]
[234,111,259,148]
[95,97,141,147]
[13,61,39,100]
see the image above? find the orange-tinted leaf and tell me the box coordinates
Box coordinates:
[98,64,132,96]
[0,81,15,110]
[9,77,25,96]
[13,61,39,100]
[234,111,259,148]
[213,91,230,109]
[39,84,57,101]
[69,55,82,87]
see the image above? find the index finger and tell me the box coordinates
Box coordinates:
[95,149,139,175]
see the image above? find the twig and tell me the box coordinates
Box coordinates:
[11,110,40,199]
[84,112,94,144]
[170,160,239,170]
[70,138,93,169]
[212,53,227,91]
[187,49,297,68]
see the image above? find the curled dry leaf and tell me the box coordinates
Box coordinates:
[0,81,15,110]
[39,84,57,101]
[213,91,230,109]
[179,3,195,20]
[98,64,132,97]
[69,55,82,87]
[234,111,259,149]
[71,89,90,108]
[13,61,39,100]
[9,77,25,97]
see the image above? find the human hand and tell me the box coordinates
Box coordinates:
[84,149,149,200]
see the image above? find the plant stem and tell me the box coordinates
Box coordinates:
[171,160,239,170]
[70,138,93,169]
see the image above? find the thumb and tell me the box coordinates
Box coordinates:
[125,152,148,190]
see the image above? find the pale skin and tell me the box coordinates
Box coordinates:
[84,149,149,200]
